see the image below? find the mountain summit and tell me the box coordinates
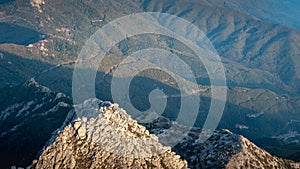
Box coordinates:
[30,99,299,169]
[32,99,188,169]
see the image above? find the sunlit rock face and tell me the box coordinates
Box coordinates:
[33,99,188,169]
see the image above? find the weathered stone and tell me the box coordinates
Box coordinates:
[33,99,189,169]
[77,126,86,139]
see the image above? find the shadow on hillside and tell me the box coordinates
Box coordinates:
[0,23,44,46]
[0,0,15,5]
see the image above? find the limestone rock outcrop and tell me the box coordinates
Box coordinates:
[32,99,188,169]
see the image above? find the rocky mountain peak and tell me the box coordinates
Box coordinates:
[32,98,188,169]
[23,78,51,93]
[136,110,300,168]
[226,136,300,169]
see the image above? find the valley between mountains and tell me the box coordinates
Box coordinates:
[0,0,300,168]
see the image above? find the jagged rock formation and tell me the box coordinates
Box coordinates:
[227,136,300,169]
[31,99,300,169]
[0,78,72,168]
[140,114,300,169]
[32,99,188,169]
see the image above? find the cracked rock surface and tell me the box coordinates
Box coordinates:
[32,99,188,169]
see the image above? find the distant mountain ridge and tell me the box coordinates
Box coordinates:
[0,78,72,168]
[0,0,299,163]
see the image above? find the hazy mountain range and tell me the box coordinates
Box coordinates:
[0,0,299,168]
